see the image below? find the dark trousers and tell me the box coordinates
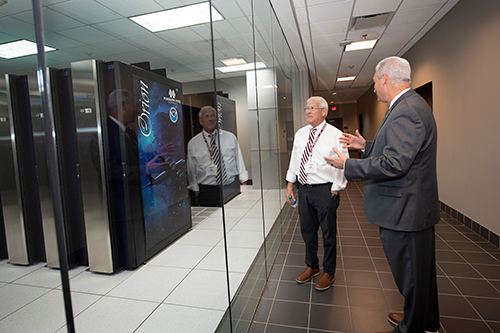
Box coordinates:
[197,179,239,206]
[380,226,440,333]
[298,183,339,275]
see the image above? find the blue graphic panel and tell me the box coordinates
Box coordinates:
[133,76,190,251]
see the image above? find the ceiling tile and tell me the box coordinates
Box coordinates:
[311,32,346,47]
[353,0,401,17]
[65,44,112,59]
[149,0,185,9]
[0,0,32,15]
[124,33,169,49]
[384,21,427,43]
[0,17,35,40]
[44,32,85,49]
[49,0,122,25]
[93,0,163,17]
[307,1,353,22]
[0,31,17,44]
[390,5,442,26]
[93,39,140,54]
[13,8,84,32]
[229,17,253,34]
[93,18,150,38]
[213,0,251,20]
[58,26,116,44]
[399,0,447,10]
[295,7,308,25]
[307,18,349,36]
[213,21,241,38]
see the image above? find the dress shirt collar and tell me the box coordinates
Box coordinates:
[203,129,219,137]
[308,120,326,131]
[389,88,411,110]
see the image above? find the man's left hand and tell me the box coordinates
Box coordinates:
[324,147,347,169]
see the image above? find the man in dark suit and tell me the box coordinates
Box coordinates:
[325,56,440,333]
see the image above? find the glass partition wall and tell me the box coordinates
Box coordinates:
[0,0,300,332]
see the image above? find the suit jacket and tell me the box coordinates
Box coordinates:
[345,89,439,231]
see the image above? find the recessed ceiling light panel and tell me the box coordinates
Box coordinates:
[130,2,223,32]
[0,39,56,59]
[216,62,266,73]
[337,76,356,82]
[221,58,246,66]
[345,39,377,51]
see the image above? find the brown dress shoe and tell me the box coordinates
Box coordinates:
[314,272,335,290]
[388,312,403,326]
[295,267,320,283]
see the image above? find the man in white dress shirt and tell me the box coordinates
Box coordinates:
[187,106,248,206]
[286,96,348,291]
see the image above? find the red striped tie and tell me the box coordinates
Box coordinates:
[210,134,228,185]
[298,127,317,185]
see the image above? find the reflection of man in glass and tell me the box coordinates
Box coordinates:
[106,89,140,182]
[187,106,248,206]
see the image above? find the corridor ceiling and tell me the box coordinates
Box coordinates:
[0,0,459,104]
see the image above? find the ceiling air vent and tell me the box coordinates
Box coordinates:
[350,12,394,30]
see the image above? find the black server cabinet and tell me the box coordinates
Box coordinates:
[4,74,45,264]
[72,60,191,273]
[49,68,88,267]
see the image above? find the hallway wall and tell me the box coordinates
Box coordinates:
[357,0,500,236]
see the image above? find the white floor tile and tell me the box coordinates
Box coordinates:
[0,284,50,320]
[135,303,224,333]
[194,216,228,231]
[0,262,46,283]
[197,247,259,273]
[0,289,100,333]
[14,265,87,289]
[66,268,134,295]
[174,229,223,247]
[221,230,266,249]
[69,296,158,333]
[232,217,265,232]
[147,244,212,269]
[164,269,244,310]
[107,265,191,302]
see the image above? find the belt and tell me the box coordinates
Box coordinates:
[301,182,331,187]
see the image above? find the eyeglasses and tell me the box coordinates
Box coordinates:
[304,106,323,111]
[201,114,216,119]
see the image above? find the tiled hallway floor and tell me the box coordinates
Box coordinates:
[251,182,500,333]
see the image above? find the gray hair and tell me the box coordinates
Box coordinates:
[199,105,216,118]
[306,96,328,110]
[108,89,133,110]
[375,56,411,85]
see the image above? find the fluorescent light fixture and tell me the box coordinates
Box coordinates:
[130,2,223,32]
[221,58,246,66]
[0,39,56,59]
[216,62,266,73]
[345,39,377,51]
[337,76,356,82]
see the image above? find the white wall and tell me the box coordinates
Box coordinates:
[358,0,500,236]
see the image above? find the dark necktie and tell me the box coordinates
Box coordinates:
[298,127,317,185]
[210,133,228,185]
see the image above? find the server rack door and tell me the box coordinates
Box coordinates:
[4,74,45,265]
[71,60,114,273]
